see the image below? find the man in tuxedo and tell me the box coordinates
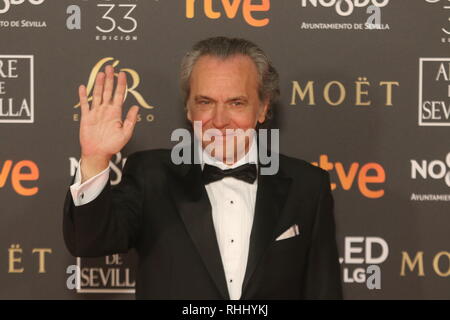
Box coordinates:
[63,36,342,299]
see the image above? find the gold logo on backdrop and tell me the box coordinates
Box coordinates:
[73,57,155,122]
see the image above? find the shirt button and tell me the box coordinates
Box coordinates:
[230,200,234,204]
[231,239,234,243]
[80,193,84,199]
[229,279,233,283]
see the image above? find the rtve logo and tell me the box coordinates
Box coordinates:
[0,159,39,196]
[185,0,271,27]
[312,155,386,199]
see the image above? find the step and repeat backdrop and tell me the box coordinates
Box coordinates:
[0,0,449,299]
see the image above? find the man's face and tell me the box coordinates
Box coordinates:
[186,54,269,164]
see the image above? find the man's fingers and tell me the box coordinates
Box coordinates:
[113,71,127,107]
[123,105,139,138]
[78,85,90,115]
[92,72,105,109]
[102,65,115,104]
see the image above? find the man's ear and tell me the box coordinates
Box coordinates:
[186,104,192,122]
[257,98,270,123]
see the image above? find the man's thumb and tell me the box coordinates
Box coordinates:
[123,105,139,137]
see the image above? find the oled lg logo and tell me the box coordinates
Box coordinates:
[185,0,271,27]
[340,237,388,289]
[0,0,44,14]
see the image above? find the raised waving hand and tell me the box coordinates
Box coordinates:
[78,65,139,182]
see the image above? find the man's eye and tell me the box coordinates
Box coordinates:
[199,100,210,105]
[231,101,243,106]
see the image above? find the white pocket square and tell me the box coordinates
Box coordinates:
[275,224,300,241]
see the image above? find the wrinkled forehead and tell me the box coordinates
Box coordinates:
[189,54,260,95]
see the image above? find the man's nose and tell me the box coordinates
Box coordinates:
[212,104,230,129]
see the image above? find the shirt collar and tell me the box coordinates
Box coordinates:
[198,132,258,171]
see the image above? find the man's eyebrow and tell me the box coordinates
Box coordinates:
[193,95,248,102]
[227,96,248,101]
[194,95,215,101]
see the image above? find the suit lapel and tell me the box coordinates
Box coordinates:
[241,161,292,297]
[169,149,230,300]
[168,139,293,300]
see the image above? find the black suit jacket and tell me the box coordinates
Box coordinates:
[63,147,342,299]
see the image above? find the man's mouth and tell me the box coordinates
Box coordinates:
[204,130,238,138]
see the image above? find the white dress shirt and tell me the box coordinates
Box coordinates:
[199,137,258,300]
[69,138,258,300]
[70,159,110,206]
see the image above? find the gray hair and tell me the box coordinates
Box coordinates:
[180,36,280,122]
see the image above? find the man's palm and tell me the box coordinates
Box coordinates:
[78,65,139,159]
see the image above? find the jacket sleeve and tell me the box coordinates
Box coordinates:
[303,170,343,299]
[62,152,144,257]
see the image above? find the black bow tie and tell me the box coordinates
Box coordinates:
[202,163,257,185]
